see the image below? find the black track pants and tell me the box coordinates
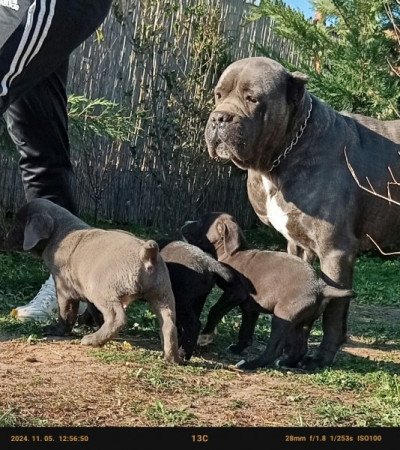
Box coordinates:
[0,0,112,212]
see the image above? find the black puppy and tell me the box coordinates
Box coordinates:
[159,240,246,360]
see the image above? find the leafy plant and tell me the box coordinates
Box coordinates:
[250,0,400,119]
[68,94,140,143]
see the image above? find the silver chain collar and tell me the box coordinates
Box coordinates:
[267,97,313,172]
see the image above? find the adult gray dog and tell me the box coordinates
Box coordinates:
[205,56,400,369]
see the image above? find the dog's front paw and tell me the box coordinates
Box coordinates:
[227,343,248,355]
[164,352,184,365]
[234,359,259,371]
[178,347,192,361]
[43,324,66,337]
[275,356,301,369]
[197,332,216,346]
[298,355,326,371]
[80,334,103,347]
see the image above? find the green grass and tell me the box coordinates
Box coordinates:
[313,393,400,427]
[0,409,49,427]
[146,400,197,426]
[1,221,400,426]
[90,341,234,397]
[354,253,400,306]
[244,225,286,251]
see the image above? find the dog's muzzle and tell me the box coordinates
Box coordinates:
[206,110,237,159]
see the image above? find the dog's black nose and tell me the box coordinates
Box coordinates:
[210,111,234,124]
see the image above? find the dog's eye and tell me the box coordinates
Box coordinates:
[245,95,258,104]
[215,92,222,100]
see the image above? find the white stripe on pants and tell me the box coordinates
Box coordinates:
[0,0,56,97]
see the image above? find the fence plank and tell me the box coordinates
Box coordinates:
[0,0,295,232]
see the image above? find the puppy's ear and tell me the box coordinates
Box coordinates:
[23,213,54,251]
[222,219,242,257]
[287,71,308,105]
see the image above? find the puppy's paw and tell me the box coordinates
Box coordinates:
[80,334,103,347]
[197,332,216,346]
[178,347,192,361]
[234,359,259,372]
[298,355,325,371]
[43,324,66,337]
[227,343,247,355]
[164,353,184,365]
[275,358,294,369]
[275,357,300,369]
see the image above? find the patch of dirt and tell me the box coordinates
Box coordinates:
[0,305,399,427]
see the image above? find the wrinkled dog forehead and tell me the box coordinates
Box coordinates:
[216,57,289,93]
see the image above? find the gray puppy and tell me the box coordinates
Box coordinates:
[182,212,354,370]
[205,56,400,369]
[6,199,181,364]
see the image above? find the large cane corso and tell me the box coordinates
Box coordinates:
[205,56,400,369]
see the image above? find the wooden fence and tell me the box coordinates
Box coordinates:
[0,0,298,232]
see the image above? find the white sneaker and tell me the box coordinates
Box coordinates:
[11,275,86,322]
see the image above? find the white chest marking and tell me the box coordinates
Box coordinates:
[261,175,291,240]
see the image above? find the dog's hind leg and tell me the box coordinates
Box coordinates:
[177,306,202,360]
[198,291,243,346]
[302,249,355,370]
[147,287,181,364]
[228,302,260,354]
[236,315,292,371]
[80,300,126,347]
[43,290,79,336]
[277,323,312,368]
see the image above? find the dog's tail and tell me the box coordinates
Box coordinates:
[201,251,235,284]
[321,284,355,300]
[213,261,235,284]
[140,240,159,270]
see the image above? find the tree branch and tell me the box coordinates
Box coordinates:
[345,145,400,255]
[344,146,400,207]
[366,234,400,256]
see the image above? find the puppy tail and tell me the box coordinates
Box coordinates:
[214,262,235,284]
[140,240,159,270]
[322,284,355,300]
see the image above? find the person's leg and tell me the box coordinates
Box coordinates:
[7,61,78,321]
[1,0,112,320]
[0,0,113,114]
[5,60,75,213]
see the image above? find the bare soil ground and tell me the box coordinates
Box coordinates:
[0,304,399,428]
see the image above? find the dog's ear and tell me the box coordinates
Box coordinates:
[222,218,242,256]
[23,213,54,251]
[287,71,308,105]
